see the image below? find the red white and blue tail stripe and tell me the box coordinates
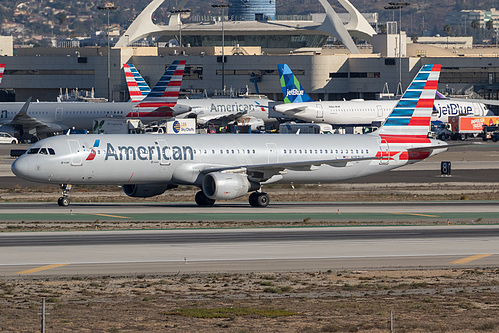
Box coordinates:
[0,64,5,85]
[123,64,151,102]
[135,60,186,109]
[377,64,441,137]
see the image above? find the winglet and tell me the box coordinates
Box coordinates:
[0,63,5,85]
[277,64,314,103]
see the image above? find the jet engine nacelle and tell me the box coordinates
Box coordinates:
[122,184,176,198]
[202,172,259,200]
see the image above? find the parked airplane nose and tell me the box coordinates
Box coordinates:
[11,156,30,180]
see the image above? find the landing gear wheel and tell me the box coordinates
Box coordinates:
[249,192,259,206]
[57,197,70,207]
[249,192,269,207]
[195,191,216,206]
[57,184,72,207]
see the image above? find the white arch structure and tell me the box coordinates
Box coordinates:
[115,0,376,54]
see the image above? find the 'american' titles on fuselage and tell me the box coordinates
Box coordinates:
[104,142,193,161]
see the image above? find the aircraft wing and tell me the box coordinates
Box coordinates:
[199,155,380,182]
[9,98,51,129]
[448,97,499,106]
[196,111,247,124]
[273,105,311,116]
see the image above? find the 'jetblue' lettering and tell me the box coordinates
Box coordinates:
[286,89,304,96]
[105,143,193,161]
[435,103,473,118]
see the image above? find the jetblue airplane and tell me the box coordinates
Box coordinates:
[0,61,189,141]
[124,63,275,128]
[12,64,449,207]
[274,64,492,126]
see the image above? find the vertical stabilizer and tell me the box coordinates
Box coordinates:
[136,60,186,109]
[123,64,151,102]
[0,64,5,85]
[277,64,314,104]
[377,64,441,137]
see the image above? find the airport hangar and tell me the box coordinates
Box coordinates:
[1,2,499,105]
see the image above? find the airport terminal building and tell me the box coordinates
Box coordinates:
[1,0,499,104]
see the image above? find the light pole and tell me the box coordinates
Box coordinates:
[212,2,232,93]
[98,2,117,101]
[170,8,191,47]
[385,2,410,96]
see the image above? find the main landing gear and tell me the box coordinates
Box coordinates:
[57,184,72,207]
[249,192,269,207]
[194,191,270,207]
[195,191,216,206]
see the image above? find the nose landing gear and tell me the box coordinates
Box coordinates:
[57,184,72,206]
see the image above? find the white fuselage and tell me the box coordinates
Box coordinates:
[274,99,492,126]
[0,101,169,137]
[12,133,446,187]
[174,98,275,124]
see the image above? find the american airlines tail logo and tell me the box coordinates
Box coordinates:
[86,139,100,161]
[286,89,304,97]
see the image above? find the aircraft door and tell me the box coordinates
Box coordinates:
[376,105,383,118]
[266,143,278,164]
[55,107,63,121]
[316,104,323,118]
[157,139,171,166]
[379,139,389,165]
[68,140,82,166]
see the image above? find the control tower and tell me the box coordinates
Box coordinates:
[228,0,276,21]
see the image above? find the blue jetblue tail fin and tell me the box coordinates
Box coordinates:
[277,64,314,103]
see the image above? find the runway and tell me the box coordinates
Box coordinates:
[1,201,499,222]
[1,226,498,277]
[1,143,499,278]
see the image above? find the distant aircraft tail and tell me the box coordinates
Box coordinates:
[277,64,314,103]
[376,64,441,138]
[123,64,151,102]
[0,64,5,85]
[135,60,186,109]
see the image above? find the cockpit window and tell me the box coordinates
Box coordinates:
[48,148,55,155]
[27,148,40,154]
[39,148,48,155]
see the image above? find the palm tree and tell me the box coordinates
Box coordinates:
[471,19,480,43]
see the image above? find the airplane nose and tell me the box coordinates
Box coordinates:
[11,156,30,180]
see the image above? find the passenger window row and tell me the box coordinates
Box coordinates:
[283,148,368,155]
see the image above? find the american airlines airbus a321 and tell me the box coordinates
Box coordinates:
[12,64,448,207]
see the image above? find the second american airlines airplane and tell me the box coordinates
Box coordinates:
[124,63,275,127]
[0,61,189,141]
[13,64,449,207]
[274,64,492,126]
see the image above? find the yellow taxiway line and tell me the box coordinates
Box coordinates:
[389,212,440,218]
[16,264,69,275]
[86,213,130,219]
[451,254,494,264]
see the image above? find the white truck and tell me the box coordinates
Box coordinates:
[93,118,144,134]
